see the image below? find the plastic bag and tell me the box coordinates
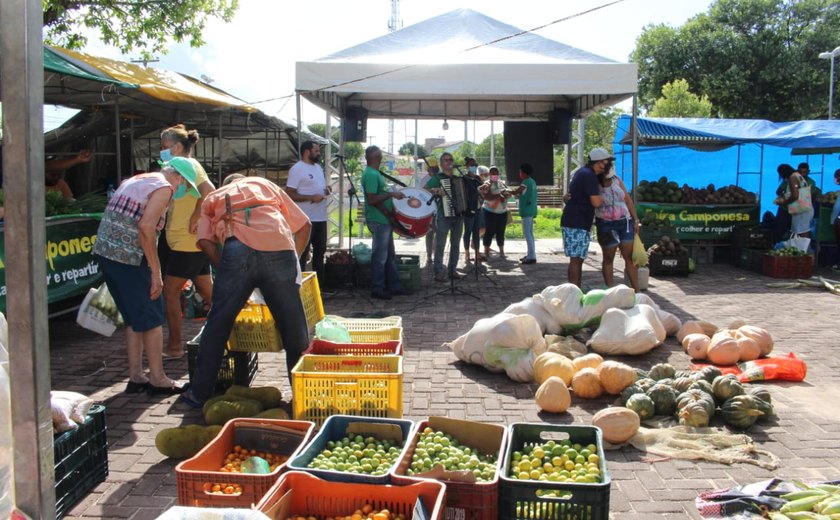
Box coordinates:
[781,234,810,252]
[314,317,352,343]
[588,304,665,356]
[691,353,807,383]
[632,235,649,267]
[503,296,560,334]
[89,283,124,326]
[636,293,682,336]
[351,243,372,265]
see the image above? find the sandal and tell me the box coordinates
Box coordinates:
[162,349,185,360]
[124,381,150,394]
[147,382,186,396]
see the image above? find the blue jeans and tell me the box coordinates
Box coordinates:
[435,213,463,276]
[368,221,401,295]
[191,239,309,402]
[462,213,481,251]
[522,216,536,260]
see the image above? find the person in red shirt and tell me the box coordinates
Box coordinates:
[180,174,311,407]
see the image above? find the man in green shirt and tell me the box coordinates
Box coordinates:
[362,145,405,300]
[425,152,465,282]
[515,163,538,264]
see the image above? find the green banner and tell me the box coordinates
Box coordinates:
[0,215,103,314]
[637,203,760,240]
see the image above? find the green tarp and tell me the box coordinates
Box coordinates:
[43,47,136,89]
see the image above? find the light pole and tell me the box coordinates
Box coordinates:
[819,46,840,120]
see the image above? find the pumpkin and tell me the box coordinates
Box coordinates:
[752,396,774,420]
[592,407,640,444]
[571,367,603,399]
[635,368,649,381]
[696,366,723,384]
[682,333,710,361]
[646,383,678,416]
[572,353,604,373]
[696,320,720,336]
[635,377,657,392]
[625,393,655,420]
[648,363,676,381]
[736,325,773,357]
[678,400,712,427]
[689,379,715,399]
[727,318,747,330]
[674,370,693,379]
[745,386,772,404]
[706,333,741,366]
[620,384,645,405]
[712,375,745,405]
[676,321,706,343]
[533,352,576,385]
[598,361,638,395]
[720,395,764,429]
[737,337,761,362]
[672,376,695,394]
[676,389,716,419]
[535,376,572,413]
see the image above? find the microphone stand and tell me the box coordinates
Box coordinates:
[335,154,370,302]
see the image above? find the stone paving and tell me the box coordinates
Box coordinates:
[49,238,840,519]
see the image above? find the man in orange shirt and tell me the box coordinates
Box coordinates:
[45,149,93,200]
[181,174,312,407]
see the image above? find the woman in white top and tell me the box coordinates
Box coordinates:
[594,169,640,292]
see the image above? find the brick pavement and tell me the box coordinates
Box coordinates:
[49,238,840,519]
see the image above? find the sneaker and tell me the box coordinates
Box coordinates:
[520,258,537,265]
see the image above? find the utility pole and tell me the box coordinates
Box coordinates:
[387,0,402,154]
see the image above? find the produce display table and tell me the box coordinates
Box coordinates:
[636,203,760,241]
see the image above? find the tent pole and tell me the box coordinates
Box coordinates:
[326,112,335,245]
[414,119,419,186]
[577,119,586,167]
[339,128,347,247]
[129,113,135,175]
[490,121,495,165]
[564,142,571,192]
[115,98,122,183]
[631,96,639,205]
[296,93,302,156]
[218,113,223,182]
[265,129,269,178]
[0,0,56,516]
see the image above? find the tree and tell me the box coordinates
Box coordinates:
[631,0,840,120]
[474,134,504,167]
[553,107,624,181]
[398,142,427,157]
[649,79,714,117]
[42,0,239,57]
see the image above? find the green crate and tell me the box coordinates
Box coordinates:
[500,423,610,520]
[187,331,258,394]
[54,405,108,519]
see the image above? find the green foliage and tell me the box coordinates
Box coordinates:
[631,0,840,120]
[649,79,713,117]
[554,108,624,181]
[398,142,427,157]
[42,0,239,58]
[474,134,505,170]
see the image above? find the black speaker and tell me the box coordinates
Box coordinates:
[503,122,555,186]
[549,108,572,145]
[342,106,368,142]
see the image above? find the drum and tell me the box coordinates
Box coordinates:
[392,188,436,238]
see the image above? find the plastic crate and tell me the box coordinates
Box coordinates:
[325,315,404,344]
[176,418,315,508]
[638,226,674,248]
[291,355,404,427]
[303,338,403,356]
[500,423,611,520]
[288,415,414,484]
[733,226,775,250]
[686,243,715,265]
[391,417,508,520]
[256,471,446,520]
[54,405,108,519]
[647,253,690,276]
[187,332,258,394]
[763,254,814,279]
[737,248,767,273]
[228,272,325,352]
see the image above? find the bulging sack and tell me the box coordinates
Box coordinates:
[588,304,666,356]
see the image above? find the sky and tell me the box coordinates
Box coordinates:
[72,0,715,150]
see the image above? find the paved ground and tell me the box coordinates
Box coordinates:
[50,237,840,519]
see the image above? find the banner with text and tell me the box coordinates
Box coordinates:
[637,203,760,240]
[0,215,102,314]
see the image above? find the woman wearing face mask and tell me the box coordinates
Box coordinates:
[593,164,640,292]
[462,157,484,263]
[158,124,216,358]
[92,158,200,394]
[479,166,511,259]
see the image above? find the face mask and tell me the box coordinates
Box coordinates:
[490,175,499,182]
[172,183,187,199]
[160,148,173,162]
[519,172,527,180]
[468,166,477,174]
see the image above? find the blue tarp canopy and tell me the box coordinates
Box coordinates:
[613,116,840,214]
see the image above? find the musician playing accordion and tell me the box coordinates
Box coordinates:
[424,152,467,282]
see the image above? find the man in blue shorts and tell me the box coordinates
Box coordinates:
[560,148,608,287]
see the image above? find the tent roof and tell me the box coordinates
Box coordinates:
[296,8,637,121]
[44,47,137,89]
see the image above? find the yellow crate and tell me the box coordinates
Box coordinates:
[228,272,325,353]
[291,355,403,427]
[322,315,403,344]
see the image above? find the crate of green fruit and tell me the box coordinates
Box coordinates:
[500,423,610,520]
[287,414,414,484]
[763,251,813,278]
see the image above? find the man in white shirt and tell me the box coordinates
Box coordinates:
[285,140,330,280]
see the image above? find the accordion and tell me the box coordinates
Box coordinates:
[440,175,468,217]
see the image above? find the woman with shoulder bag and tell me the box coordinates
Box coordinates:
[776,163,813,241]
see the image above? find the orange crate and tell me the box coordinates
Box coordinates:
[256,471,446,520]
[391,417,507,520]
[175,419,314,508]
[303,338,403,356]
[762,254,813,278]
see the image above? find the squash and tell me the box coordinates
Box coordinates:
[625,393,655,420]
[254,408,290,419]
[635,368,649,381]
[155,424,223,459]
[745,386,772,404]
[720,395,764,429]
[571,367,603,399]
[572,353,604,373]
[646,383,678,416]
[737,337,761,362]
[674,370,693,379]
[736,325,773,357]
[712,374,745,405]
[677,389,716,419]
[678,401,712,427]
[672,376,695,394]
[533,352,576,385]
[620,384,644,405]
[683,333,710,361]
[676,321,706,343]
[535,376,572,413]
[752,396,774,420]
[648,363,676,381]
[706,333,741,366]
[598,361,637,395]
[696,320,720,336]
[689,379,715,399]
[204,398,264,426]
[225,385,283,409]
[696,366,723,384]
[592,407,640,444]
[635,377,657,392]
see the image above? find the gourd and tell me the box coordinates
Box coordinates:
[676,321,706,343]
[648,363,676,381]
[204,398,264,426]
[572,353,604,373]
[689,379,714,399]
[635,377,657,392]
[737,337,761,362]
[712,375,745,405]
[625,393,655,420]
[254,408,290,419]
[678,400,712,428]
[225,385,283,409]
[592,407,640,444]
[533,352,576,385]
[535,376,572,413]
[597,361,637,395]
[752,396,774,420]
[571,367,603,399]
[696,366,723,384]
[155,424,223,458]
[676,389,715,419]
[672,376,695,394]
[674,370,693,379]
[683,333,710,361]
[620,384,645,405]
[736,325,773,357]
[745,386,772,405]
[646,383,678,416]
[706,333,741,366]
[720,395,764,429]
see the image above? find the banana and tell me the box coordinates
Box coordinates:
[781,495,831,513]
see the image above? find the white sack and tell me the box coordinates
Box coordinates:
[484,346,539,382]
[545,334,588,359]
[588,304,666,356]
[51,397,78,433]
[540,284,584,326]
[51,391,94,424]
[635,293,682,336]
[503,297,559,334]
[576,285,637,328]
